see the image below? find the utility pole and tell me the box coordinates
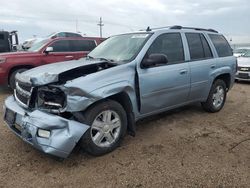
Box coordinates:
[97,17,104,38]
[76,19,78,33]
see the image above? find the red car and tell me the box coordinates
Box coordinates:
[0,37,104,89]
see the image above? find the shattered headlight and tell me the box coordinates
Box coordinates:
[37,86,66,112]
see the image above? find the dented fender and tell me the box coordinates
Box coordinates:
[63,81,137,112]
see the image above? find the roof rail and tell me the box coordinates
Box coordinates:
[169,25,218,33]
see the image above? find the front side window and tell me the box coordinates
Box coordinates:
[209,34,232,57]
[146,33,184,64]
[186,33,213,60]
[88,33,152,62]
[49,40,70,52]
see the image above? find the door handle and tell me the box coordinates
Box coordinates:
[179,69,188,75]
[211,64,216,69]
[65,56,74,59]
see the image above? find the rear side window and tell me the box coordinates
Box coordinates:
[147,33,184,64]
[70,40,96,51]
[186,33,213,60]
[208,34,232,57]
[49,40,71,52]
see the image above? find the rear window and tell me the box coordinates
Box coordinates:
[209,34,232,57]
[186,33,213,60]
[70,40,96,51]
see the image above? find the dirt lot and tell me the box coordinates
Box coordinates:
[0,83,249,188]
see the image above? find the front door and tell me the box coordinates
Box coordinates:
[137,33,190,114]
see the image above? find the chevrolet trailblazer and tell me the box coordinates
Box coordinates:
[3,26,237,158]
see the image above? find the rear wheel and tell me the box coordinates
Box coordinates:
[76,100,127,156]
[201,79,227,113]
[9,68,28,89]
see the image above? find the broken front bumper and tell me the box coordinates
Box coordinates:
[3,96,89,158]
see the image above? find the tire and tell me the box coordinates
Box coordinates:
[201,79,227,113]
[9,68,28,89]
[76,100,127,156]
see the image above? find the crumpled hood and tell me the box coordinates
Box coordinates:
[238,57,250,67]
[16,58,108,86]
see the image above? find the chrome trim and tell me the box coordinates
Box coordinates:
[14,81,34,108]
[14,89,29,108]
[16,82,31,97]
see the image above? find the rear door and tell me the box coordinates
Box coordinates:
[69,40,97,59]
[185,33,215,101]
[137,32,191,114]
[42,40,76,64]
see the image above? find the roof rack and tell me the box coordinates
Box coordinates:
[169,25,218,33]
[142,25,218,33]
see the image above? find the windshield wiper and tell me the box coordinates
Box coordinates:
[86,55,94,59]
[86,56,115,63]
[98,57,114,63]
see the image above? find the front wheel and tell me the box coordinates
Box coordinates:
[9,68,29,89]
[76,100,127,156]
[201,79,227,113]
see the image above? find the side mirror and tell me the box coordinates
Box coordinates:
[44,47,53,53]
[141,53,168,68]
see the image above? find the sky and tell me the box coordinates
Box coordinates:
[0,0,249,43]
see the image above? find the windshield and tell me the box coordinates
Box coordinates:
[242,50,250,57]
[28,39,49,52]
[88,33,152,62]
[234,48,248,53]
[46,32,57,38]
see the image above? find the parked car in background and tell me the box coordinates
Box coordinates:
[233,47,250,57]
[22,31,83,50]
[0,37,104,89]
[235,49,250,81]
[3,26,236,159]
[0,30,19,53]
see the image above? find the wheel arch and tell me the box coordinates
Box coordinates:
[213,73,231,90]
[8,65,34,84]
[76,91,136,136]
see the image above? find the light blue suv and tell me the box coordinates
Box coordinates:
[3,26,237,158]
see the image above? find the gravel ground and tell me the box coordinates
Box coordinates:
[0,83,249,188]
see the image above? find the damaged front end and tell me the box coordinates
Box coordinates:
[4,96,89,158]
[4,59,120,158]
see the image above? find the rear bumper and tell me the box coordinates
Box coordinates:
[3,96,90,158]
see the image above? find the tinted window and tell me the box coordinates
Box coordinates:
[209,34,232,57]
[66,33,82,37]
[201,34,213,58]
[70,40,96,51]
[0,34,4,40]
[186,33,213,60]
[147,33,184,64]
[49,40,70,52]
[56,32,66,37]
